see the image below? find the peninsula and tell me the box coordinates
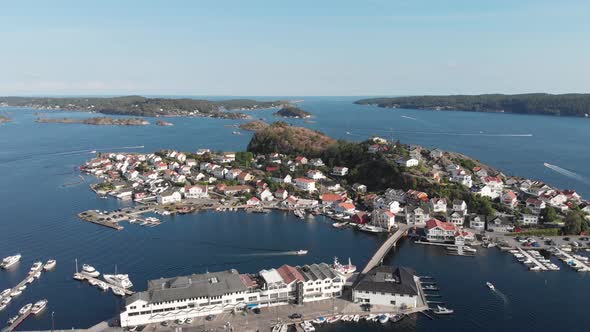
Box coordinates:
[0,96,286,119]
[274,105,312,118]
[36,116,150,126]
[355,93,590,117]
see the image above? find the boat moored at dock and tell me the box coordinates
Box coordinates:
[43,259,57,270]
[82,264,100,277]
[1,254,22,269]
[31,299,47,315]
[103,274,133,289]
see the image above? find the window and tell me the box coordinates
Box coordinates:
[390,300,396,305]
[248,296,257,301]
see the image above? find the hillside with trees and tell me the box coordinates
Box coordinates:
[355,93,590,117]
[247,122,336,155]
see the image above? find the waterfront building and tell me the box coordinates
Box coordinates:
[352,211,371,224]
[335,202,356,215]
[372,209,396,231]
[184,184,208,199]
[488,216,514,233]
[405,206,430,225]
[352,266,418,309]
[156,190,182,204]
[425,218,456,242]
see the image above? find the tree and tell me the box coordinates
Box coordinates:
[541,206,559,224]
[564,211,583,235]
[235,151,253,167]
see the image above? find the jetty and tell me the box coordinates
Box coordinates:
[2,263,44,310]
[554,247,590,272]
[516,247,547,271]
[73,273,134,296]
[77,205,157,230]
[2,307,32,332]
[361,224,410,274]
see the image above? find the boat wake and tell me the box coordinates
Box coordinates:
[236,251,305,257]
[544,163,590,185]
[401,115,418,120]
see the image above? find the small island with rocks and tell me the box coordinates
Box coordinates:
[156,120,174,126]
[274,106,312,118]
[36,116,150,126]
[238,120,269,132]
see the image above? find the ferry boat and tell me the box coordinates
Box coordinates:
[44,259,57,270]
[296,250,308,256]
[332,257,357,275]
[19,303,33,315]
[433,305,454,315]
[378,314,390,324]
[486,282,495,290]
[31,299,47,315]
[82,264,100,277]
[1,254,21,269]
[103,274,133,289]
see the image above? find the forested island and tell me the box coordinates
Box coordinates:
[0,96,286,119]
[274,106,312,118]
[36,116,150,126]
[238,120,269,131]
[355,93,590,117]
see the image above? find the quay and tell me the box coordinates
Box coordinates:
[554,247,590,272]
[78,205,157,230]
[74,273,134,296]
[1,307,32,332]
[2,263,44,310]
[361,224,410,274]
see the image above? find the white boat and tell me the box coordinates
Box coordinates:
[112,287,126,296]
[301,321,315,332]
[353,315,360,322]
[175,318,185,324]
[1,254,21,269]
[7,316,18,325]
[97,282,109,291]
[30,261,43,272]
[18,285,26,291]
[44,259,57,270]
[90,150,97,154]
[378,314,389,324]
[34,271,42,279]
[104,274,133,288]
[1,297,12,305]
[82,264,100,277]
[390,314,405,323]
[31,299,48,315]
[88,279,99,286]
[0,289,11,297]
[271,325,282,332]
[26,277,34,284]
[0,303,5,311]
[433,305,454,315]
[332,222,348,228]
[573,255,589,262]
[332,257,357,275]
[19,303,33,315]
[185,317,193,324]
[73,274,84,280]
[10,289,22,297]
[312,317,327,324]
[327,315,341,323]
[486,282,495,290]
[296,250,308,255]
[279,325,288,332]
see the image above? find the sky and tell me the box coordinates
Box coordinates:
[1,0,589,96]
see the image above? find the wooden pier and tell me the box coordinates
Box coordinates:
[73,273,134,296]
[361,224,410,274]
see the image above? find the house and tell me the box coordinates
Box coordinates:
[156,190,182,204]
[352,266,419,309]
[521,214,539,225]
[294,178,316,191]
[488,216,514,233]
[429,198,448,213]
[449,211,466,227]
[321,193,345,206]
[179,165,192,175]
[237,172,254,184]
[196,148,210,155]
[475,184,499,199]
[295,156,308,165]
[275,188,288,200]
[176,153,186,163]
[352,211,371,224]
[331,166,349,176]
[155,162,168,171]
[526,198,546,214]
[483,176,504,191]
[225,168,243,180]
[395,157,419,168]
[474,167,488,178]
[221,185,253,195]
[406,189,428,203]
[309,158,325,167]
[430,149,444,159]
[373,197,402,213]
[186,159,197,167]
[452,200,468,214]
[185,184,208,199]
[352,183,367,193]
[385,189,407,203]
[409,148,421,161]
[171,174,186,184]
[306,170,326,180]
[469,215,486,232]
[335,202,356,215]
[372,209,396,231]
[501,190,518,208]
[246,197,260,206]
[258,189,274,201]
[425,218,456,242]
[405,206,430,225]
[270,174,292,184]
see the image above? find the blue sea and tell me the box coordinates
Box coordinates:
[0,97,589,331]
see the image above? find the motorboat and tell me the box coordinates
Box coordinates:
[44,259,57,270]
[185,317,193,324]
[327,315,341,323]
[7,316,18,325]
[0,289,11,297]
[103,274,133,289]
[112,287,126,296]
[300,321,315,332]
[0,303,6,311]
[31,299,48,315]
[296,250,308,256]
[486,282,495,290]
[433,305,454,315]
[30,261,43,272]
[97,282,110,291]
[279,325,289,332]
[378,314,389,324]
[82,264,100,277]
[26,277,34,284]
[332,222,348,228]
[271,325,282,332]
[1,297,11,306]
[33,271,42,279]
[73,274,85,281]
[19,303,33,315]
[175,318,185,324]
[353,315,360,322]
[18,285,26,291]
[390,314,405,323]
[1,254,21,269]
[312,316,327,324]
[360,225,387,233]
[10,289,22,297]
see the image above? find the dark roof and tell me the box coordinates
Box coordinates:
[127,269,247,305]
[354,266,418,296]
[296,263,337,282]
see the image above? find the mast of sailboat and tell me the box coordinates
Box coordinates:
[348,257,352,268]
[75,258,78,273]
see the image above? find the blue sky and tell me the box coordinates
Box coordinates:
[1,0,589,96]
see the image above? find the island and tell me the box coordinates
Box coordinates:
[273,105,312,118]
[155,120,174,126]
[355,93,590,117]
[247,121,334,155]
[0,115,11,124]
[36,117,150,126]
[0,96,286,119]
[238,120,269,132]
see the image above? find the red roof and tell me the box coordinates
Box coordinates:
[321,193,343,202]
[266,166,280,172]
[484,176,502,183]
[426,218,456,231]
[276,265,305,284]
[504,191,517,200]
[338,202,356,210]
[295,177,315,183]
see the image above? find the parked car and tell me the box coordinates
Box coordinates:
[205,315,215,321]
[289,313,302,319]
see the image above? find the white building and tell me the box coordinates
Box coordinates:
[429,198,447,213]
[352,266,419,309]
[521,214,539,225]
[425,218,456,242]
[306,170,326,180]
[294,178,316,191]
[405,206,430,225]
[372,209,396,231]
[331,166,349,176]
[185,185,208,199]
[156,191,182,204]
[469,215,486,232]
[396,158,419,168]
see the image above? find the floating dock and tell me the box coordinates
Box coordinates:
[2,307,32,332]
[1,263,44,311]
[73,273,134,296]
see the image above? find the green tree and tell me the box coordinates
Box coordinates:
[541,206,559,224]
[564,211,583,235]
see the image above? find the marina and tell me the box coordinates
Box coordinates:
[1,299,48,332]
[0,259,50,312]
[73,272,134,296]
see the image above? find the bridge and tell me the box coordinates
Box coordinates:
[361,224,411,274]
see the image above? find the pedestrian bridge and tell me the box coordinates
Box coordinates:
[361,224,411,274]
